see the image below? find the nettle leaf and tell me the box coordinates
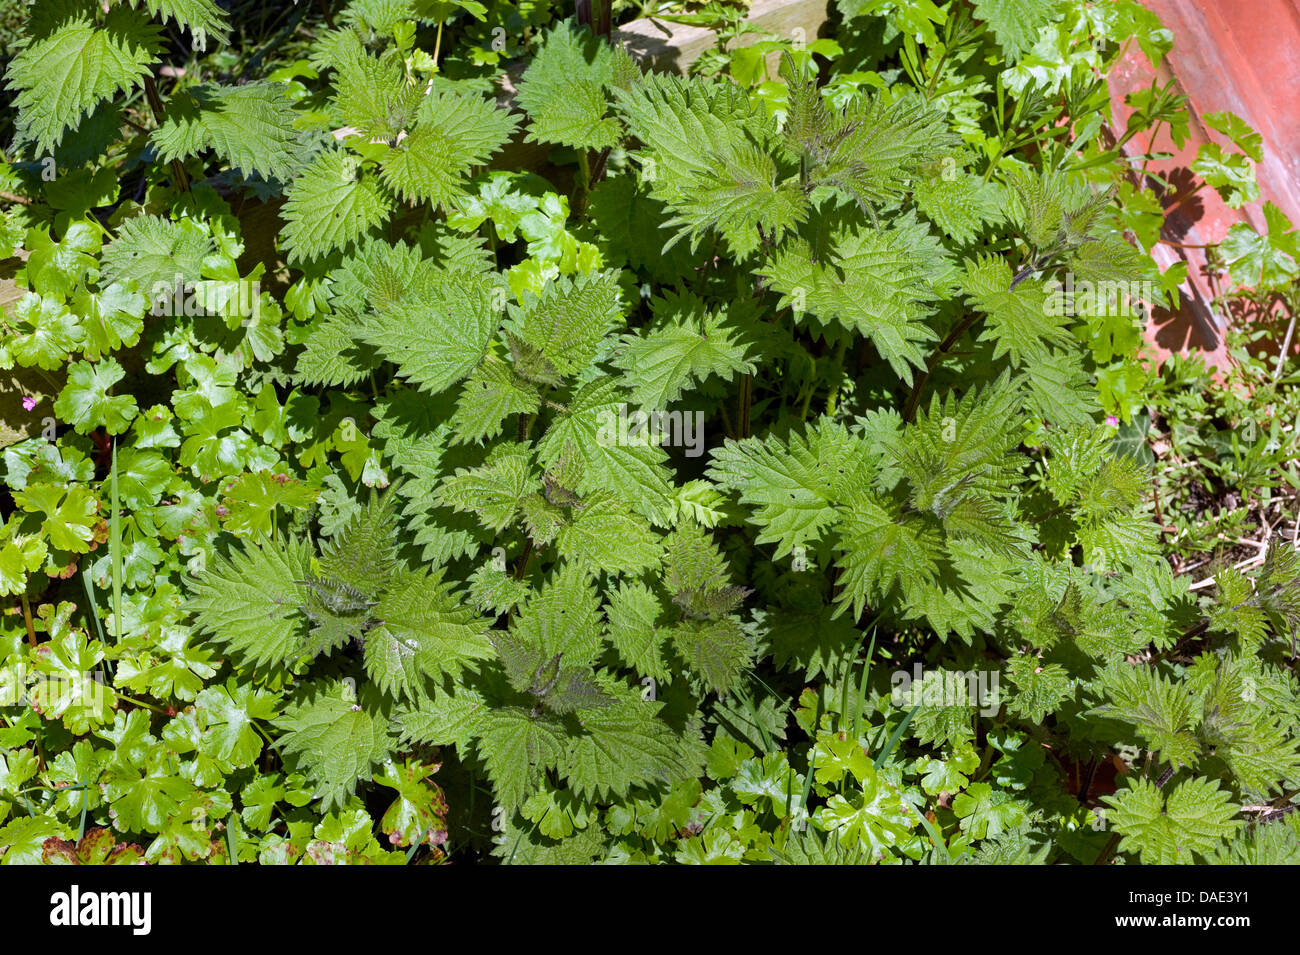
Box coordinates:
[561,700,706,802]
[436,443,534,532]
[467,562,530,617]
[324,235,431,316]
[1076,510,1160,572]
[536,377,676,526]
[962,255,1071,365]
[896,372,1025,513]
[970,0,1061,63]
[708,418,872,558]
[1024,351,1100,426]
[614,291,756,409]
[360,269,499,394]
[1187,654,1300,793]
[1042,423,1113,503]
[1005,167,1111,254]
[665,140,808,257]
[766,216,955,382]
[396,684,489,750]
[187,537,312,668]
[296,239,428,386]
[913,168,1004,243]
[663,521,748,621]
[512,562,604,667]
[669,616,751,694]
[588,176,698,284]
[125,0,230,46]
[330,43,421,141]
[276,684,398,810]
[295,315,374,388]
[788,72,957,212]
[7,3,162,152]
[380,89,520,206]
[835,495,944,620]
[101,216,216,294]
[1102,776,1243,864]
[615,70,776,207]
[503,270,622,385]
[365,569,495,700]
[450,358,540,445]
[1207,822,1300,865]
[516,22,632,151]
[153,82,301,181]
[604,580,670,681]
[540,664,614,716]
[491,629,554,695]
[280,149,394,262]
[615,70,803,256]
[555,492,663,576]
[476,706,566,808]
[1003,655,1072,723]
[1208,566,1269,648]
[763,605,861,679]
[317,489,401,600]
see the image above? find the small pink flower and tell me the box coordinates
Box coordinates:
[1105,415,1119,427]
[21,396,36,411]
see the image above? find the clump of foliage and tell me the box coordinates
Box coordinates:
[1,0,1298,866]
[1138,204,1300,569]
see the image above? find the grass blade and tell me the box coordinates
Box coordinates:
[79,569,106,644]
[916,808,950,863]
[874,702,920,769]
[109,439,122,645]
[77,781,90,843]
[226,813,241,865]
[849,627,878,741]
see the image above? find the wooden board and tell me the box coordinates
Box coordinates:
[614,0,830,74]
[494,0,831,173]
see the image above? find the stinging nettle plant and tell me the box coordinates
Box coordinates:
[2,0,1298,865]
